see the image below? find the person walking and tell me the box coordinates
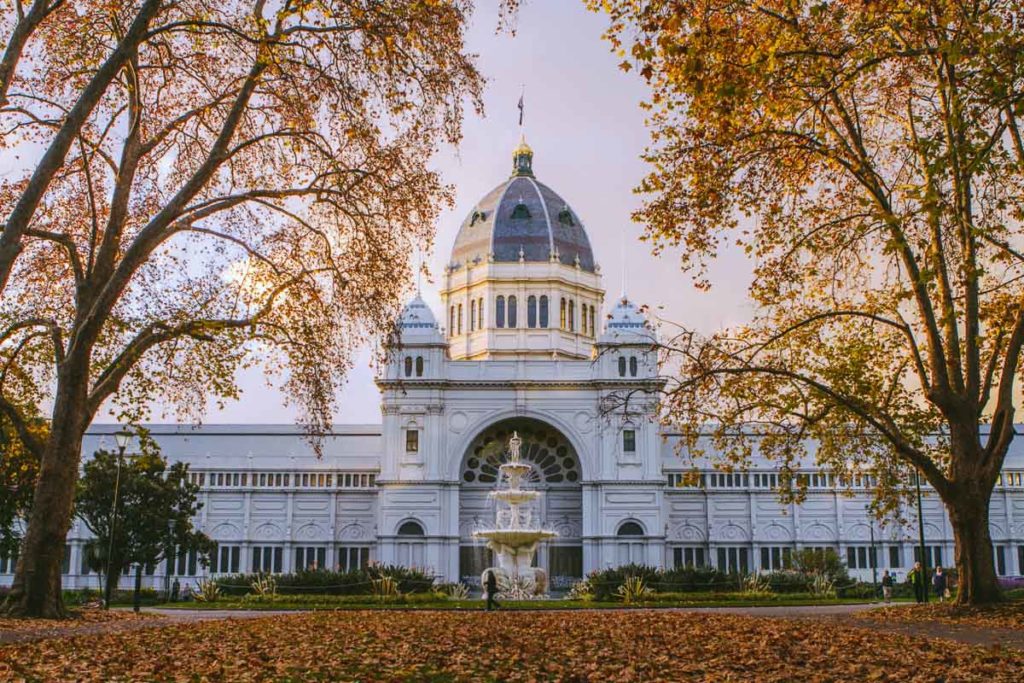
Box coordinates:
[170,578,180,602]
[484,569,501,611]
[881,570,894,604]
[933,566,948,603]
[908,561,925,603]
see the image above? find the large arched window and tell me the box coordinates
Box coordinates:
[478,298,484,330]
[496,296,505,328]
[397,521,425,536]
[581,304,588,337]
[617,521,645,536]
[618,356,627,377]
[415,356,424,377]
[527,296,537,328]
[449,306,455,336]
[470,300,476,331]
[590,305,596,336]
[457,303,463,335]
[560,298,567,329]
[508,295,518,328]
[539,296,549,328]
[568,300,575,331]
[629,356,638,377]
[404,356,413,378]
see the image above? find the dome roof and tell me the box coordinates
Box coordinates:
[449,141,596,273]
[396,295,442,342]
[600,296,655,344]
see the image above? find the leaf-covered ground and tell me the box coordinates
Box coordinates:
[2,609,1022,681]
[0,609,160,644]
[859,601,1024,631]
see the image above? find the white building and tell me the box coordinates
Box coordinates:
[4,140,1024,590]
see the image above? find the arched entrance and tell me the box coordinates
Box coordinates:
[458,418,583,588]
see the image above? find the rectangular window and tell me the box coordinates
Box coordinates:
[212,545,240,574]
[622,429,636,452]
[912,545,943,568]
[673,546,706,569]
[888,546,902,568]
[760,546,792,571]
[59,545,70,575]
[252,546,284,573]
[337,546,370,572]
[295,546,327,572]
[1019,546,1024,576]
[716,547,749,573]
[846,545,877,569]
[406,429,419,452]
[994,545,1006,576]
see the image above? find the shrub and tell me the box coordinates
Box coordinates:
[792,549,849,583]
[743,573,772,596]
[835,581,878,600]
[809,574,836,598]
[250,574,277,597]
[616,576,652,604]
[371,575,401,601]
[565,578,595,602]
[659,565,738,592]
[213,565,436,597]
[763,570,812,594]
[194,578,221,603]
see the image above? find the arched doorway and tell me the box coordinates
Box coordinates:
[458,417,583,588]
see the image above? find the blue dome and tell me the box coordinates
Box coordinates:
[449,144,596,273]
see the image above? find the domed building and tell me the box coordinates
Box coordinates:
[442,139,603,360]
[31,139,1024,594]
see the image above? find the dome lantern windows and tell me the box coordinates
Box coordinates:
[539,296,549,328]
[404,357,413,378]
[510,202,531,220]
[508,295,518,328]
[496,296,505,328]
[527,296,537,328]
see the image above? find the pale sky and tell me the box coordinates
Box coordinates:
[125,2,757,425]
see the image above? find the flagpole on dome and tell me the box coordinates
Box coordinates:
[517,83,525,138]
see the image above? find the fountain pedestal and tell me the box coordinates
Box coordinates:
[472,432,557,598]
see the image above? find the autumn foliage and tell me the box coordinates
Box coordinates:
[0,0,482,616]
[592,0,1024,604]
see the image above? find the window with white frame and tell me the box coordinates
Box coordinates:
[622,429,636,453]
[846,545,877,569]
[716,547,749,573]
[338,546,370,572]
[913,545,943,568]
[294,546,326,572]
[760,546,792,571]
[888,546,903,568]
[252,546,283,573]
[211,545,241,574]
[406,429,419,453]
[673,546,706,569]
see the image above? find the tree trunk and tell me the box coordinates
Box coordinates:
[947,487,1002,605]
[1,366,90,618]
[133,564,142,613]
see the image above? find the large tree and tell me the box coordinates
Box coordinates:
[0,0,482,617]
[592,0,1024,603]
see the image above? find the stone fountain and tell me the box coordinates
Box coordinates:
[473,431,557,598]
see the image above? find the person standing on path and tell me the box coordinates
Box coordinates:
[881,570,894,604]
[933,566,948,602]
[484,569,501,611]
[908,562,925,603]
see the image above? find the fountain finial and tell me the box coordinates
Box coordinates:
[509,431,522,463]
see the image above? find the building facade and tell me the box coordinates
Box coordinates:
[4,141,1024,590]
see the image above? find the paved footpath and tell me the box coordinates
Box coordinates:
[2,603,1021,652]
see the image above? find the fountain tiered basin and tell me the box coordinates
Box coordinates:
[472,431,557,598]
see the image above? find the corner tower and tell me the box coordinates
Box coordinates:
[441,138,605,360]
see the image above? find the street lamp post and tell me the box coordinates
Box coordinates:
[915,470,928,603]
[104,430,131,609]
